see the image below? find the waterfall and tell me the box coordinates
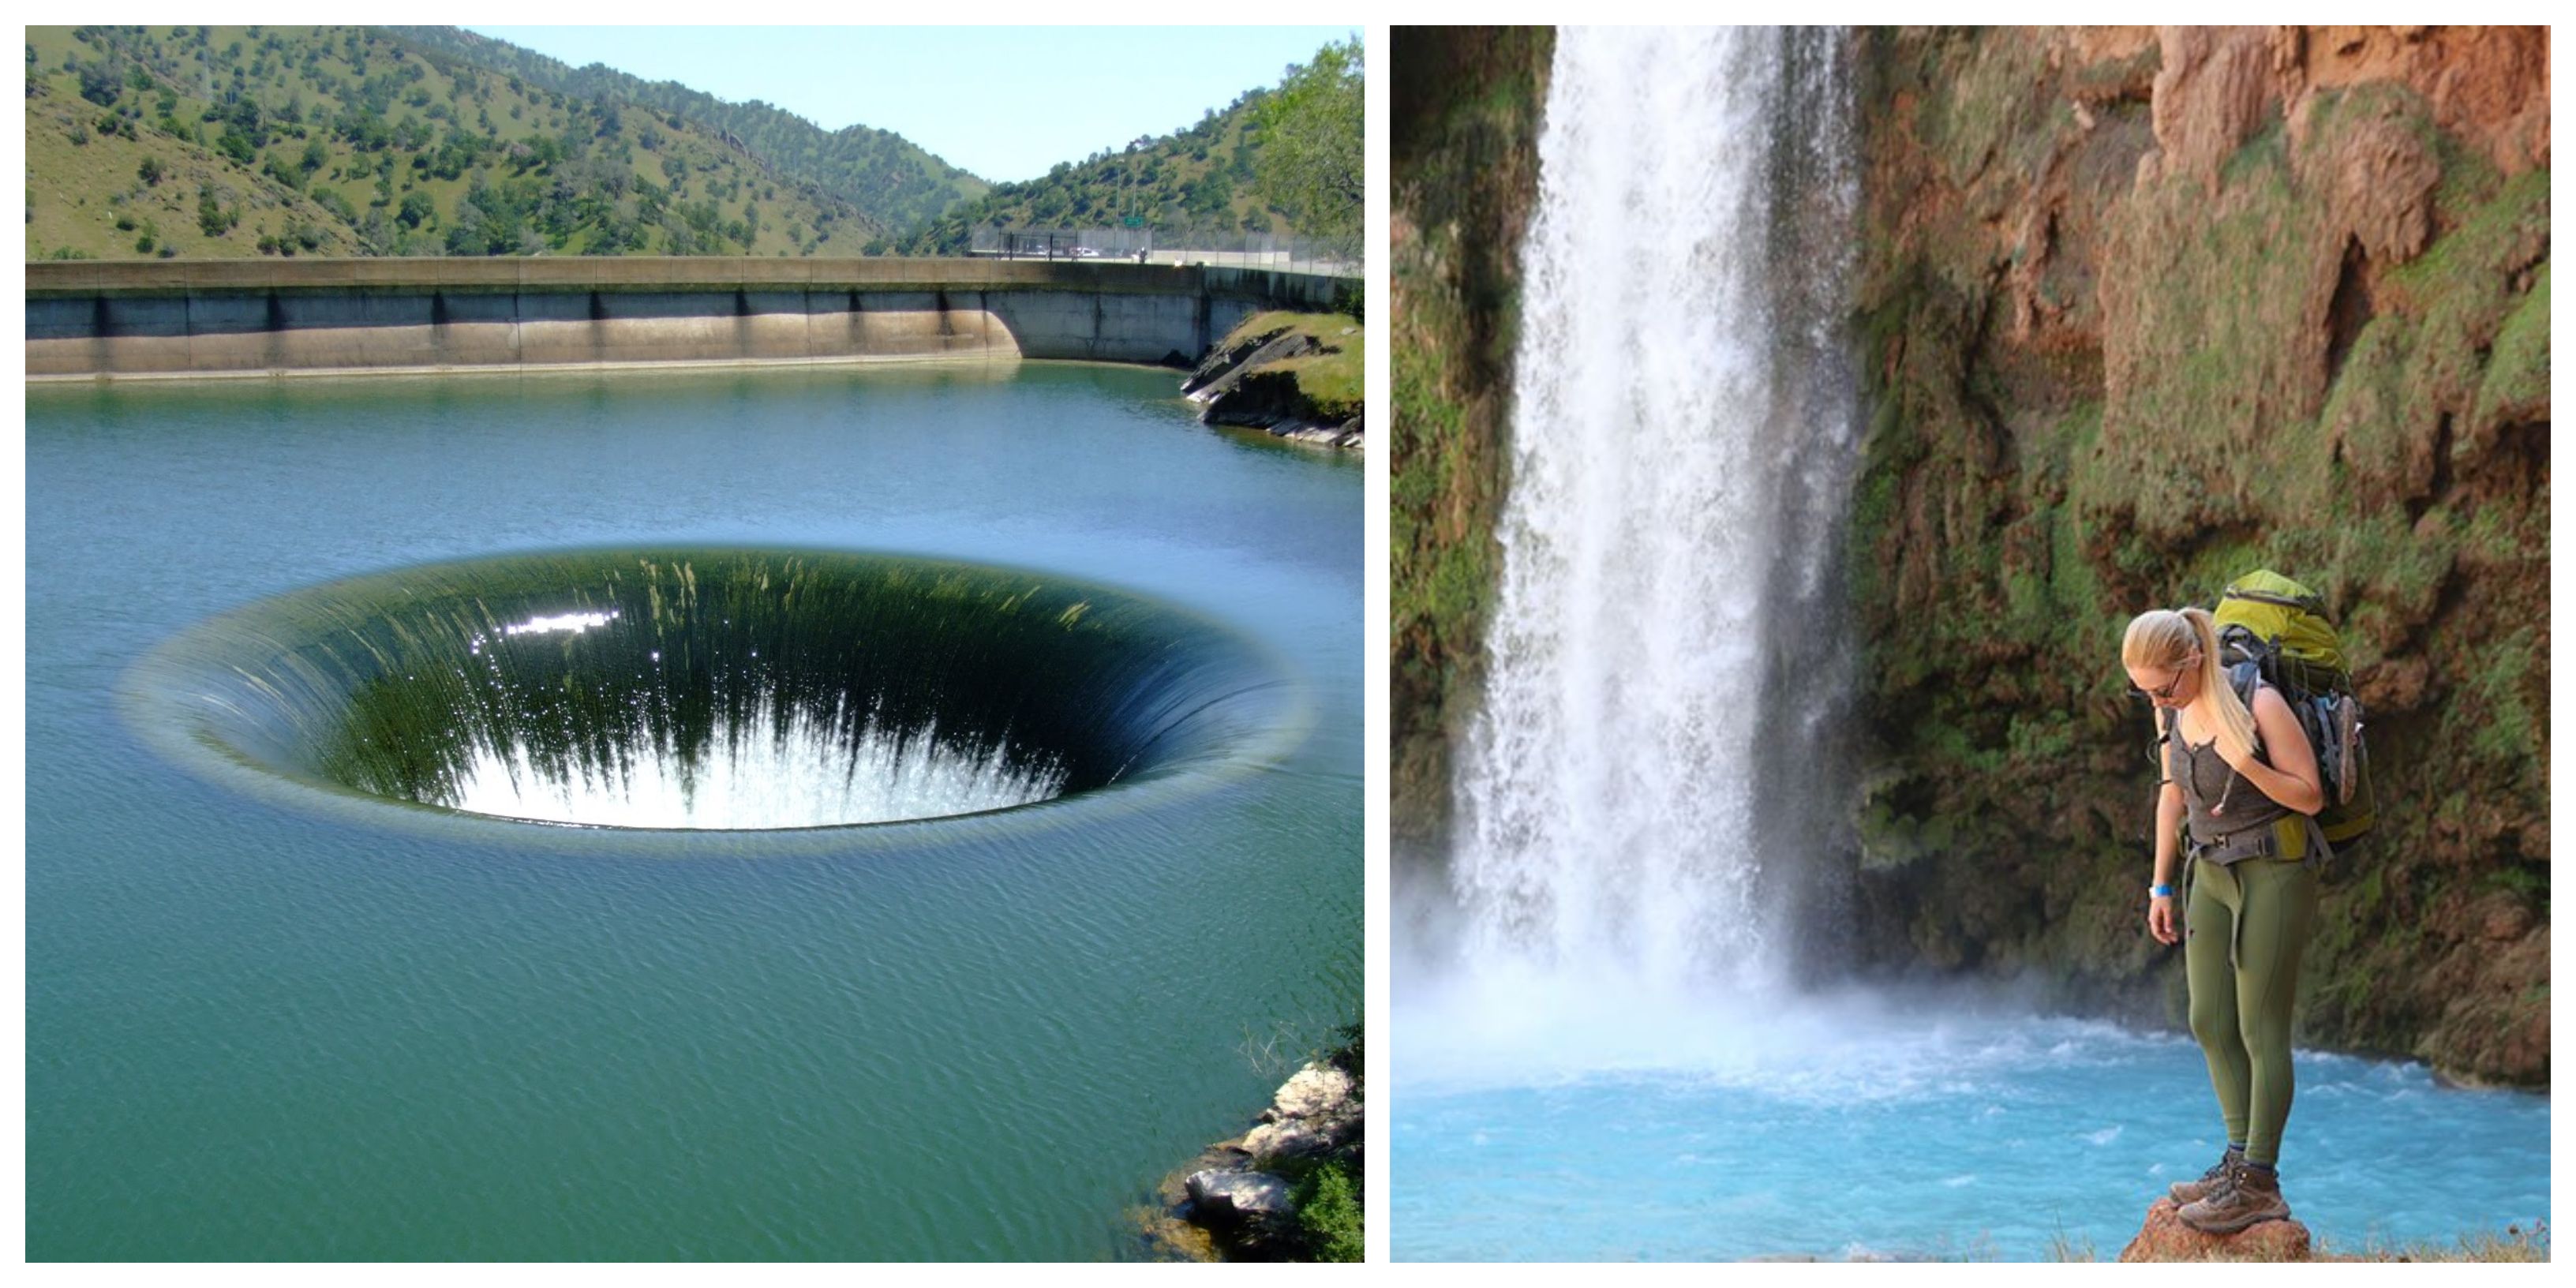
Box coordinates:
[1451,27,1863,993]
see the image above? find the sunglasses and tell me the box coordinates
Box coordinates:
[2135,657,2199,702]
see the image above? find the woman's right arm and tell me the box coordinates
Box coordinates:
[2147,780,2184,944]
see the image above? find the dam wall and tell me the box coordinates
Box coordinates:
[25,257,1350,379]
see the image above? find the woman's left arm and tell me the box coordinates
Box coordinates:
[2229,686,2325,815]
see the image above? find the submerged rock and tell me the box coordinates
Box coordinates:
[2120,1197,2313,1262]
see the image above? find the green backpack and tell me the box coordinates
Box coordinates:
[2209,570,2376,851]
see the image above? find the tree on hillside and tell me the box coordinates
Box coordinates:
[1253,36,1362,259]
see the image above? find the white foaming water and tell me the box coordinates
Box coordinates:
[447,702,1067,829]
[499,609,619,638]
[1451,28,1859,996]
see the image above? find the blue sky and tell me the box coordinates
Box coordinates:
[466,26,1357,185]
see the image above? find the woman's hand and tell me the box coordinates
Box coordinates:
[2147,894,2180,945]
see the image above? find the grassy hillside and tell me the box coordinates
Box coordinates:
[383,25,987,234]
[27,24,882,260]
[896,88,1292,253]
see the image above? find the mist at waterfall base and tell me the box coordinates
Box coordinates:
[1391,28,2547,1261]
[26,363,1359,1260]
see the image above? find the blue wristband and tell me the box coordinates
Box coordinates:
[2150,883,2175,899]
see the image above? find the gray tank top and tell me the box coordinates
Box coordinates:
[2165,682,2293,864]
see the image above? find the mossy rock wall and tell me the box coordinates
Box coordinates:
[1389,28,1554,859]
[1850,26,2547,1085]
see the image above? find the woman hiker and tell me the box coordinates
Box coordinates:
[2125,606,2327,1235]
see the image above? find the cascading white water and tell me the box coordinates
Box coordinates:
[447,702,1069,829]
[1451,28,1862,993]
[437,610,1069,829]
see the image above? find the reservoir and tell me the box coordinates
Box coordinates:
[25,361,1360,1260]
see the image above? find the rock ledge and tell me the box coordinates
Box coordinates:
[2120,1197,2313,1262]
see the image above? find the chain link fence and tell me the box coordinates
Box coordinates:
[969,227,1357,277]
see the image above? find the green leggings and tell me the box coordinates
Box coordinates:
[2185,856,2320,1166]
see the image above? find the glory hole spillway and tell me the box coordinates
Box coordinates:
[25,262,1359,1260]
[1391,28,2546,1262]
[129,550,1289,832]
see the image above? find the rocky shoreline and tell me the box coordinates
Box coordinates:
[1133,1054,1365,1261]
[1181,316,1366,451]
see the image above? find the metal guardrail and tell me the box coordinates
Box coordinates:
[969,227,1357,277]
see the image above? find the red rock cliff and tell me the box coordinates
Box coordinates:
[1851,26,2548,1085]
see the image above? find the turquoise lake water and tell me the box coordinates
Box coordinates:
[1391,985,2548,1260]
[26,363,1361,1260]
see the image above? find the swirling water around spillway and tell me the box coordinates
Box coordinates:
[1395,28,2547,1260]
[127,549,1287,831]
[28,362,1357,1260]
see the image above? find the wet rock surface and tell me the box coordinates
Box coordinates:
[1387,26,1555,856]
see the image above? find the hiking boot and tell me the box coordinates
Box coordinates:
[2167,1146,2245,1204]
[2179,1160,2290,1234]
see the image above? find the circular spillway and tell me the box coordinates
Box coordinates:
[124,549,1292,830]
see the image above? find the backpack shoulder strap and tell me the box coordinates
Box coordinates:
[2226,661,2263,702]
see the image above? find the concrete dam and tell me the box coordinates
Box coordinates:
[24,257,1349,380]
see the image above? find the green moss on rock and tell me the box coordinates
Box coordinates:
[1850,27,2548,1085]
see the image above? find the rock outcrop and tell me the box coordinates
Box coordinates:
[1203,371,1365,448]
[1185,320,1365,451]
[1143,1055,1365,1261]
[1848,25,2548,1087]
[2120,1198,2314,1262]
[1184,327,1321,401]
[1184,1170,1292,1222]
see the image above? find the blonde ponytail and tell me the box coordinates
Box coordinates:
[2179,606,2259,765]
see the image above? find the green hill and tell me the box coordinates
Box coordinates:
[896,88,1290,254]
[382,25,987,233]
[25,25,1354,264]
[26,24,895,260]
